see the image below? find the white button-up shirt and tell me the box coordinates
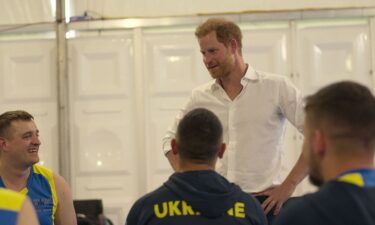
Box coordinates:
[163,66,305,193]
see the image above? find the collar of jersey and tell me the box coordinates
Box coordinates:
[336,168,375,187]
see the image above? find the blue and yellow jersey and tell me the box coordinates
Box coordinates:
[274,169,375,225]
[0,164,58,225]
[337,168,375,187]
[0,188,26,225]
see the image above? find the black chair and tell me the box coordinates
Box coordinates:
[74,199,113,225]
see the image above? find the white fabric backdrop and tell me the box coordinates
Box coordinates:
[1,0,375,25]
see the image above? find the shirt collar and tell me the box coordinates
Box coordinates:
[336,168,375,187]
[243,64,259,81]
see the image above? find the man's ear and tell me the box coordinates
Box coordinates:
[217,143,226,159]
[314,129,326,156]
[171,139,178,155]
[229,39,238,53]
[0,137,7,149]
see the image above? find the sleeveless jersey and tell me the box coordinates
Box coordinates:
[0,188,25,225]
[0,164,58,225]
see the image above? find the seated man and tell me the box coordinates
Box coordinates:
[0,110,77,225]
[126,108,267,225]
[274,81,375,225]
[0,188,39,225]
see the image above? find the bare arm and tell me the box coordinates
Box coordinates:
[255,76,307,215]
[54,174,77,225]
[163,94,196,171]
[256,153,308,215]
[17,197,39,225]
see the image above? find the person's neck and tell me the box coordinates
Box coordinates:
[218,62,248,100]
[219,62,248,87]
[0,161,31,191]
[322,155,374,182]
[179,162,215,172]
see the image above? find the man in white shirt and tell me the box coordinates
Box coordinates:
[162,17,307,224]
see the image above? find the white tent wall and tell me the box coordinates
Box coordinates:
[0,35,59,173]
[1,0,374,25]
[0,0,55,25]
[69,0,375,18]
[1,1,375,225]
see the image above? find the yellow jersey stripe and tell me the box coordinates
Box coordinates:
[0,188,25,212]
[338,173,365,187]
[33,164,58,220]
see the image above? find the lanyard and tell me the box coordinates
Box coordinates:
[337,169,375,187]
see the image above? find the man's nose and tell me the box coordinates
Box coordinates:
[203,54,212,65]
[33,135,41,145]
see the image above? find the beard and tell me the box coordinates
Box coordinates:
[209,64,231,79]
[309,174,324,187]
[308,152,324,187]
[207,55,234,79]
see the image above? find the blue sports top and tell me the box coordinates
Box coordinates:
[0,164,58,225]
[337,168,375,187]
[274,168,375,225]
[0,188,26,225]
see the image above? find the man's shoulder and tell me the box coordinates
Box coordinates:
[276,183,356,222]
[282,185,335,211]
[253,70,290,85]
[32,164,54,181]
[276,182,375,225]
[131,184,171,209]
[126,184,172,224]
[274,192,320,225]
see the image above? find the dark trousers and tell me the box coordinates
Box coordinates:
[255,195,297,225]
